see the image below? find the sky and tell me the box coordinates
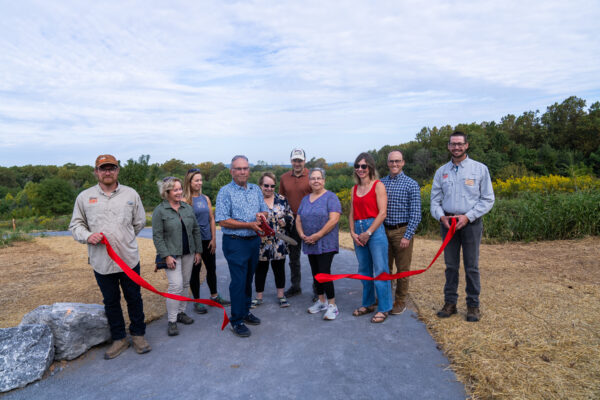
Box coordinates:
[1,0,599,167]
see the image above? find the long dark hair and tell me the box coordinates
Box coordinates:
[353,152,378,183]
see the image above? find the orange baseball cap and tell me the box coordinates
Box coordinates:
[95,154,119,168]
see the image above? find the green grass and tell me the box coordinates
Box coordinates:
[0,230,32,247]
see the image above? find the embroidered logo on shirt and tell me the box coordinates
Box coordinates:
[89,197,98,204]
[127,201,134,205]
[465,179,475,186]
[443,174,448,179]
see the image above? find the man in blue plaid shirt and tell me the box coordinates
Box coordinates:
[380,150,421,315]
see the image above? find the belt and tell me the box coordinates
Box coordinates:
[384,222,408,230]
[224,234,257,241]
[444,212,458,216]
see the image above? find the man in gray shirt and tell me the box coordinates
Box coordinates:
[430,132,495,322]
[70,154,151,358]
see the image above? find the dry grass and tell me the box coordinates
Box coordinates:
[1,234,599,399]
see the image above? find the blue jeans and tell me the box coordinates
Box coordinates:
[222,235,260,325]
[94,263,146,340]
[354,219,393,313]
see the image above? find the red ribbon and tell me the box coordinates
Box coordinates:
[315,217,457,283]
[100,234,230,330]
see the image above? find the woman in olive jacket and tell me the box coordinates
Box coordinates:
[152,177,203,336]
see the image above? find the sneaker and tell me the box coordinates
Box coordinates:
[323,304,339,320]
[104,338,129,360]
[391,301,406,315]
[193,303,208,314]
[284,286,302,298]
[230,322,251,337]
[211,294,231,306]
[167,322,179,336]
[307,300,327,314]
[131,335,151,354]
[250,298,263,309]
[243,312,261,325]
[436,303,457,318]
[466,306,481,322]
[177,312,194,325]
[278,297,290,308]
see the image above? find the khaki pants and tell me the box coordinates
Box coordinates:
[385,226,414,304]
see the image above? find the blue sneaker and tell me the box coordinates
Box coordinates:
[230,323,251,337]
[243,312,261,325]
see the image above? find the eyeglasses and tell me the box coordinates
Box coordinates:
[354,164,368,170]
[232,167,249,172]
[262,184,276,188]
[449,142,466,147]
[388,159,403,164]
[98,165,118,172]
[187,168,201,173]
[309,177,324,181]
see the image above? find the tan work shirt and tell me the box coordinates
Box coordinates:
[69,183,146,275]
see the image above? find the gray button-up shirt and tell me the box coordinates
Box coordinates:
[430,156,495,222]
[69,183,146,274]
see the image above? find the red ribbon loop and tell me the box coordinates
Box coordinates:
[315,217,457,283]
[100,235,230,330]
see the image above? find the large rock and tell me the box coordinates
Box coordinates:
[20,303,111,360]
[0,324,54,392]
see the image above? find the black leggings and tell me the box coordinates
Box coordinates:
[190,240,217,298]
[255,259,286,293]
[308,252,335,299]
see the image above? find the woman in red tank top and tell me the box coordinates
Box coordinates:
[349,152,393,323]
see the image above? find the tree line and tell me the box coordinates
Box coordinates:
[1,96,599,220]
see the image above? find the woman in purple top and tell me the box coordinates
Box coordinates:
[296,168,342,320]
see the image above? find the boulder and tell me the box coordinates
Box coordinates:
[0,324,54,392]
[20,303,111,360]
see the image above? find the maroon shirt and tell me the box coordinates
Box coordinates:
[279,168,311,214]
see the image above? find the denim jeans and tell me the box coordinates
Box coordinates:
[94,263,146,340]
[440,218,483,307]
[222,235,260,325]
[354,219,393,313]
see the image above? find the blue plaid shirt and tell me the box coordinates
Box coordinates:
[381,172,422,240]
[215,180,268,237]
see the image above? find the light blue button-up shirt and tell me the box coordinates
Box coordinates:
[430,156,495,222]
[215,180,268,236]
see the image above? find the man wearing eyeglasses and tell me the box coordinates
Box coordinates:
[278,148,314,300]
[215,155,268,337]
[69,154,151,359]
[430,132,495,322]
[380,150,421,315]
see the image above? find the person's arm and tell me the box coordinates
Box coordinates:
[349,189,363,247]
[430,168,449,227]
[465,165,495,222]
[151,206,170,259]
[69,195,94,244]
[357,182,387,245]
[205,195,217,254]
[132,193,146,236]
[404,180,422,243]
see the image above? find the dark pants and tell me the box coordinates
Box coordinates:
[308,252,336,300]
[190,239,218,298]
[94,263,146,340]
[287,225,302,289]
[222,235,260,326]
[440,218,483,308]
[255,258,286,292]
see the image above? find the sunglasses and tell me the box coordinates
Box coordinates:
[262,184,276,188]
[187,168,201,173]
[354,164,368,170]
[162,176,176,182]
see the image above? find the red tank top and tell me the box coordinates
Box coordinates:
[352,180,380,220]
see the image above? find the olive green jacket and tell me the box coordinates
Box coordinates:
[152,200,202,258]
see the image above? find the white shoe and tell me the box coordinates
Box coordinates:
[307,300,327,314]
[323,304,339,320]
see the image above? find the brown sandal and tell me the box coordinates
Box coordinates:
[352,305,375,317]
[371,311,388,323]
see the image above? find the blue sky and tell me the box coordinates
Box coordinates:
[1,0,599,167]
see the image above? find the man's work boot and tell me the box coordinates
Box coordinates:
[391,301,406,315]
[131,335,152,354]
[466,306,481,322]
[436,303,457,318]
[104,338,130,360]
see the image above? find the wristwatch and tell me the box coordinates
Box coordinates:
[366,231,372,236]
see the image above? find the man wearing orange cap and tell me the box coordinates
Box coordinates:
[69,155,151,359]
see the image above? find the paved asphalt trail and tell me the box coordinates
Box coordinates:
[6,230,466,399]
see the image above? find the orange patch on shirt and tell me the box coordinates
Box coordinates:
[89,197,98,204]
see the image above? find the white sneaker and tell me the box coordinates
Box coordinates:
[307,300,327,314]
[323,304,339,320]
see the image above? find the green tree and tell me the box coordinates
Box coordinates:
[31,178,76,215]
